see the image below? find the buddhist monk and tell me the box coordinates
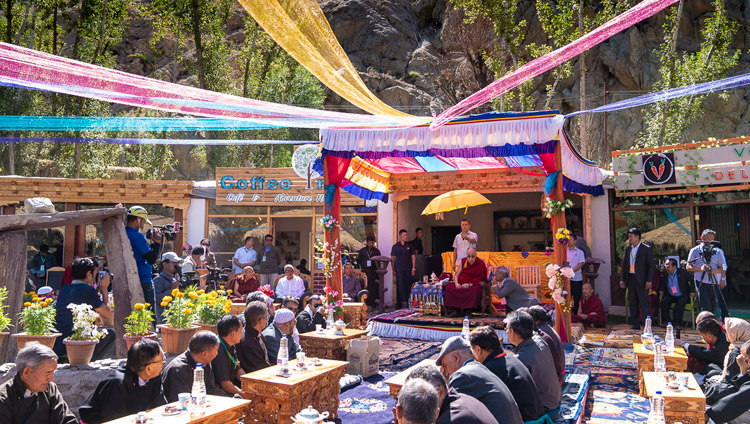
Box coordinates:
[572,282,606,328]
[445,248,487,317]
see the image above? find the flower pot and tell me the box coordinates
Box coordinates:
[196,322,217,334]
[11,332,61,350]
[158,324,199,354]
[63,339,99,366]
[123,332,158,351]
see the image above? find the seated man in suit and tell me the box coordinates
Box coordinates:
[261,308,301,364]
[492,266,539,312]
[660,258,694,330]
[436,335,523,424]
[160,331,224,402]
[237,301,271,373]
[296,295,326,333]
[706,340,750,424]
[342,263,369,301]
[528,305,565,384]
[394,379,440,424]
[444,248,487,317]
[682,316,730,374]
[571,282,607,328]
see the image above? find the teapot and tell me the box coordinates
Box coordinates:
[292,405,330,423]
[333,319,347,335]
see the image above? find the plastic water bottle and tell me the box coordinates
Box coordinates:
[462,316,470,340]
[654,342,667,384]
[279,335,289,368]
[665,322,675,354]
[643,316,653,337]
[649,390,666,424]
[191,364,207,416]
[327,308,334,332]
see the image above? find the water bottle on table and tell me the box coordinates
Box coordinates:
[654,341,667,385]
[649,390,666,424]
[462,316,470,340]
[279,335,289,374]
[665,322,674,354]
[191,364,207,417]
[642,316,654,346]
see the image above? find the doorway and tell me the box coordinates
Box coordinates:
[271,217,313,272]
[431,226,460,256]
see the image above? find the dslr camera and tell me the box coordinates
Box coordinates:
[206,266,232,288]
[146,222,182,242]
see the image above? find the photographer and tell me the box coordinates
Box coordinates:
[154,252,182,325]
[687,229,729,320]
[125,206,162,310]
[181,246,208,289]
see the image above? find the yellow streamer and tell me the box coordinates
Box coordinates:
[238,0,420,120]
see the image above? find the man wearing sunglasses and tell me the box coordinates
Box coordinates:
[200,238,217,269]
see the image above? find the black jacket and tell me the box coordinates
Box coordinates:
[160,349,225,402]
[482,349,545,422]
[620,242,655,287]
[0,375,77,424]
[707,373,750,423]
[685,332,730,369]
[538,324,565,384]
[448,359,523,424]
[436,388,498,424]
[296,307,326,334]
[237,326,271,373]
[79,367,167,424]
[660,268,693,297]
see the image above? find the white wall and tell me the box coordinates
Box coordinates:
[186,198,206,247]
[591,193,613,311]
[378,197,394,306]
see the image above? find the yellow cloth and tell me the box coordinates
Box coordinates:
[344,156,390,195]
[238,0,420,120]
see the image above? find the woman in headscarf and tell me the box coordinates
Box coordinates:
[705,317,750,405]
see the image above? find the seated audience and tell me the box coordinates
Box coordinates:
[571,282,606,328]
[435,335,523,424]
[296,295,326,333]
[705,318,750,404]
[275,265,307,300]
[53,257,115,359]
[697,311,718,326]
[342,263,366,300]
[181,246,207,288]
[230,266,259,302]
[528,305,565,384]
[505,310,561,414]
[394,379,440,424]
[706,341,750,424]
[468,326,544,421]
[445,247,487,317]
[0,344,77,423]
[79,339,166,423]
[281,296,299,314]
[406,364,497,424]
[659,258,693,329]
[161,331,224,402]
[262,308,301,365]
[237,301,271,373]
[682,317,729,374]
[492,266,539,312]
[153,252,181,325]
[297,258,311,276]
[212,314,245,397]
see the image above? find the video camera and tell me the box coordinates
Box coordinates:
[696,239,722,264]
[205,266,232,287]
[146,222,182,242]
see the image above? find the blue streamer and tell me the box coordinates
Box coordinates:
[0,136,318,145]
[544,171,561,195]
[324,184,337,205]
[664,208,691,236]
[0,116,280,131]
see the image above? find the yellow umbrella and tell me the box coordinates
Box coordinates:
[421,190,491,215]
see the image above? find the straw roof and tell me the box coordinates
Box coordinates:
[642,216,693,250]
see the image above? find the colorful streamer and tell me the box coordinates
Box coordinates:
[0,136,318,145]
[430,0,679,130]
[565,72,750,118]
[0,116,280,131]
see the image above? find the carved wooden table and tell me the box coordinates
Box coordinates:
[240,359,348,424]
[103,395,250,424]
[230,302,246,315]
[298,328,369,360]
[342,302,367,329]
[642,372,705,424]
[384,359,436,401]
[634,340,688,396]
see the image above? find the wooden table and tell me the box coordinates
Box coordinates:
[642,372,706,424]
[298,328,369,360]
[240,359,348,424]
[230,302,245,315]
[103,395,250,424]
[633,340,688,395]
[342,302,367,329]
[384,359,436,401]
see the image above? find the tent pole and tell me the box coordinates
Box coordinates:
[323,157,343,304]
[552,144,571,342]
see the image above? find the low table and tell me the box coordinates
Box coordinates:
[341,302,367,329]
[230,302,246,315]
[384,359,436,401]
[298,328,369,360]
[633,339,688,395]
[240,359,348,424]
[103,395,250,424]
[642,372,706,424]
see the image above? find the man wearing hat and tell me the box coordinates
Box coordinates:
[125,206,163,309]
[261,308,301,365]
[153,252,182,324]
[435,335,523,424]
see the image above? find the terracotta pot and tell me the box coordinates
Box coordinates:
[158,325,199,354]
[63,338,99,366]
[11,332,61,350]
[196,322,218,334]
[123,332,158,351]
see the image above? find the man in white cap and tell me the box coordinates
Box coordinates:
[261,308,301,364]
[435,336,522,424]
[153,252,182,324]
[274,265,307,301]
[125,205,163,309]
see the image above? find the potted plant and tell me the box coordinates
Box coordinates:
[195,288,232,334]
[63,303,105,365]
[0,287,12,349]
[12,294,60,350]
[157,288,199,354]
[123,302,156,350]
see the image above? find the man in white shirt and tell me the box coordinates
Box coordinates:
[687,229,729,320]
[567,234,586,315]
[275,264,307,301]
[452,219,478,271]
[233,236,257,275]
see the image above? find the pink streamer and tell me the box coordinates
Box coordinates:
[430,0,679,130]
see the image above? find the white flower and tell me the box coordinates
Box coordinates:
[548,277,557,290]
[560,267,575,279]
[552,288,564,304]
[545,264,560,278]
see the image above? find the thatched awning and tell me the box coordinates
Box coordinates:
[642,216,693,250]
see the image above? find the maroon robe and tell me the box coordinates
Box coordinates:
[230,274,259,301]
[572,293,606,328]
[444,257,486,309]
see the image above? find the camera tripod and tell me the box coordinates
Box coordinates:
[690,254,730,318]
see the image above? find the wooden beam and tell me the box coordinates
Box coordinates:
[174,208,184,249]
[101,216,145,358]
[0,232,26,363]
[1,205,13,215]
[611,136,750,157]
[0,207,126,233]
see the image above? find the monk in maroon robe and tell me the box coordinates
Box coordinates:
[445,247,487,316]
[572,282,606,328]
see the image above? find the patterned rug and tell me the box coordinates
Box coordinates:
[368,309,508,341]
[334,372,395,424]
[583,368,649,423]
[589,348,637,369]
[378,337,441,372]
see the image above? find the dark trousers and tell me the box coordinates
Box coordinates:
[93,328,116,360]
[363,270,379,308]
[698,283,729,319]
[395,269,412,306]
[628,275,650,327]
[660,293,689,326]
[571,280,583,315]
[141,283,156,322]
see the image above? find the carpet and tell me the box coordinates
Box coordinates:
[378,337,441,372]
[577,328,610,347]
[573,346,597,367]
[589,348,637,369]
[556,365,590,424]
[334,372,396,424]
[368,309,507,342]
[584,368,649,424]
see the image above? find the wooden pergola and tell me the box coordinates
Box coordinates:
[0,207,144,362]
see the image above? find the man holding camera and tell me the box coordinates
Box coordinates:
[154,252,182,325]
[687,229,729,321]
[125,206,162,310]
